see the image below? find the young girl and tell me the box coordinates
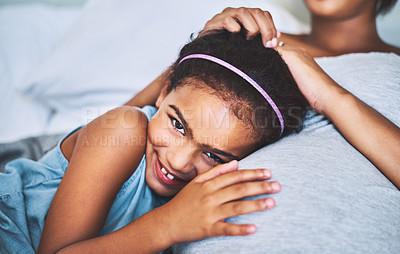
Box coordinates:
[0,30,307,253]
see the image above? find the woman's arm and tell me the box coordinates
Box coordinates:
[198,8,400,186]
[124,67,171,107]
[327,88,400,188]
[278,46,400,189]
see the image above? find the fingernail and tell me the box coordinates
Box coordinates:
[271,182,281,191]
[265,40,272,48]
[271,38,277,48]
[263,169,271,178]
[265,198,275,208]
[277,30,281,38]
[246,226,257,233]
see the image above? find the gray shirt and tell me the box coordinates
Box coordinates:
[173,52,400,253]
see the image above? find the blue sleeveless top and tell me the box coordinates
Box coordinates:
[0,106,167,253]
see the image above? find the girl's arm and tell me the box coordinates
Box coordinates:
[37,106,149,253]
[57,161,280,253]
[278,46,400,189]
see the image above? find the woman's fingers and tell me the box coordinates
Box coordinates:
[204,7,259,37]
[231,7,260,40]
[248,8,278,47]
[203,13,241,34]
[202,7,279,48]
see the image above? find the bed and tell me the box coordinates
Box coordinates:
[2,0,399,143]
[1,0,399,253]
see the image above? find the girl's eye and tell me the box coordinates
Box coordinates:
[171,118,185,135]
[204,152,225,164]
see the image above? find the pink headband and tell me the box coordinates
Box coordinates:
[178,53,284,136]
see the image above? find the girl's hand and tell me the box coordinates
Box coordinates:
[276,45,348,115]
[158,160,281,244]
[202,7,280,48]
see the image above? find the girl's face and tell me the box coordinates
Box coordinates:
[145,83,258,196]
[303,0,376,19]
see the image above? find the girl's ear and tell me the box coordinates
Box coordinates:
[155,82,170,108]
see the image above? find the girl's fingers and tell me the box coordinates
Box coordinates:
[205,168,272,190]
[218,198,276,219]
[214,180,281,204]
[248,8,277,47]
[212,221,257,237]
[195,160,238,183]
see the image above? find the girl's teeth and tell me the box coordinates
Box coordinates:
[167,173,175,180]
[161,167,176,180]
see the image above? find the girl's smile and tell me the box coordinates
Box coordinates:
[155,156,188,186]
[145,83,258,196]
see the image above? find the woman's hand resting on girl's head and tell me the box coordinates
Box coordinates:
[202,7,280,47]
[156,160,280,244]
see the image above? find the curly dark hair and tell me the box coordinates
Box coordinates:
[167,30,308,149]
[376,0,397,15]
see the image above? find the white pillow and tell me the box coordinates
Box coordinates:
[18,0,309,113]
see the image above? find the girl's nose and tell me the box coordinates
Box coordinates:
[166,145,195,175]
